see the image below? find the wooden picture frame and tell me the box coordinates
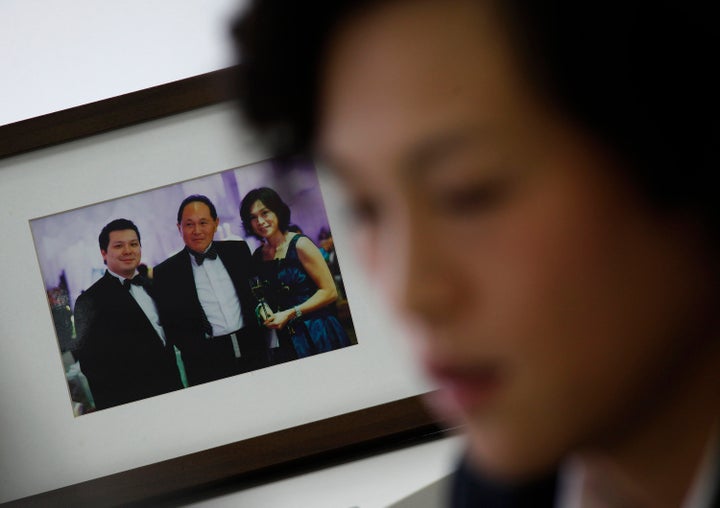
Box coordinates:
[0,69,445,506]
[10,397,441,506]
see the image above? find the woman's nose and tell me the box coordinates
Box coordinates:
[383,206,463,326]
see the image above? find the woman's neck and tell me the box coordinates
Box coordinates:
[266,230,288,248]
[572,339,720,507]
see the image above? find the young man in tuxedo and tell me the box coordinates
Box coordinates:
[75,219,183,411]
[153,195,267,387]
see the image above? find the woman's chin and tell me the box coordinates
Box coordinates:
[462,425,563,483]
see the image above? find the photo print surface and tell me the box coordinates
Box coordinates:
[30,158,357,416]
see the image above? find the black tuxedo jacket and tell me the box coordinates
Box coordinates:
[450,456,720,507]
[74,271,183,410]
[153,241,266,385]
[450,459,556,508]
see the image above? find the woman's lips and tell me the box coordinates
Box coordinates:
[425,361,504,415]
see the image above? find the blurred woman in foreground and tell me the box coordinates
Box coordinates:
[234,1,720,506]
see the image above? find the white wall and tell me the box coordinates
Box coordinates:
[0,101,433,504]
[0,0,244,126]
[0,4,449,504]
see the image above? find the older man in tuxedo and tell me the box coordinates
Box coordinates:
[75,219,183,410]
[153,195,267,386]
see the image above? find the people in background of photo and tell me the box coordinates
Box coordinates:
[136,263,150,279]
[233,1,720,506]
[75,218,183,410]
[240,187,352,363]
[287,223,304,234]
[153,195,268,386]
[317,227,346,301]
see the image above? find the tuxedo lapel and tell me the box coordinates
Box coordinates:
[99,271,161,342]
[176,250,205,315]
[216,242,247,298]
[142,276,157,299]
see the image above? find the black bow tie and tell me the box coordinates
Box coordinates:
[189,245,218,265]
[122,275,147,290]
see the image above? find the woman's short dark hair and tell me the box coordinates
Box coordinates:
[240,187,292,239]
[232,0,720,232]
[98,218,141,252]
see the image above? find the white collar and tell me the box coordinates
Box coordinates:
[106,268,137,282]
[556,429,718,508]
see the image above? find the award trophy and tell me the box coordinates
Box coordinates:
[250,276,297,337]
[250,276,274,324]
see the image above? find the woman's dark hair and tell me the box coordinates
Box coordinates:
[233,0,719,231]
[232,0,376,158]
[240,187,292,239]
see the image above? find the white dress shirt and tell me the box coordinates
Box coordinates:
[189,246,244,337]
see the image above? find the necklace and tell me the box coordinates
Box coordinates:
[267,233,291,260]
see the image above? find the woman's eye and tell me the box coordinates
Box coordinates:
[348,196,380,225]
[433,179,508,214]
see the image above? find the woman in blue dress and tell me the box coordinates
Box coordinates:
[240,187,352,362]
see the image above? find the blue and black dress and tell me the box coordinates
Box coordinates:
[252,234,352,360]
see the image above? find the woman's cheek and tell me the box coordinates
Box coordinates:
[354,223,381,274]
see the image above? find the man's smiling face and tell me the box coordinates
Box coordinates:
[102,229,141,278]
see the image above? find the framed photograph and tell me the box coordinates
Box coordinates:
[0,70,442,505]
